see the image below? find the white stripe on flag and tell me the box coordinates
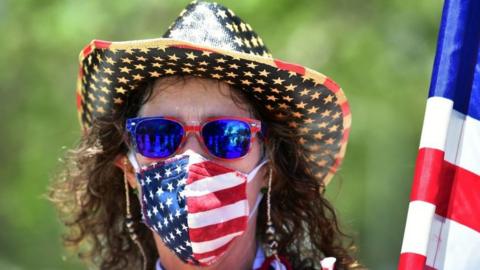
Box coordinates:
[455,115,480,175]
[419,97,454,150]
[426,214,480,270]
[444,109,465,164]
[191,231,243,254]
[187,200,248,228]
[400,200,436,255]
[185,172,245,197]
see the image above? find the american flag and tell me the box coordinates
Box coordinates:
[398,0,480,269]
[137,154,249,265]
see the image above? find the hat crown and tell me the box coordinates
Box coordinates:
[163,1,271,57]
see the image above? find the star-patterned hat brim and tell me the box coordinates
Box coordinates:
[76,2,351,185]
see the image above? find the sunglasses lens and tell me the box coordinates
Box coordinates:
[134,119,184,158]
[202,119,251,159]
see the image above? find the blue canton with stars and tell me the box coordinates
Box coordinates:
[136,155,199,264]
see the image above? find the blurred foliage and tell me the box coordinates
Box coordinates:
[0,0,442,269]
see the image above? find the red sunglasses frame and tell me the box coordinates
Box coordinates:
[126,115,262,161]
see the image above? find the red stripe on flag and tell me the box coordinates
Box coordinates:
[409,147,480,231]
[189,216,247,243]
[273,59,305,75]
[398,252,427,270]
[187,183,246,213]
[187,161,236,184]
[434,160,455,217]
[444,163,480,233]
[410,148,448,204]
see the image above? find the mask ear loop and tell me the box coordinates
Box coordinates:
[123,158,148,270]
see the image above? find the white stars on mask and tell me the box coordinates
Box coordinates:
[166,197,173,207]
[179,189,186,198]
[178,178,187,186]
[136,158,194,259]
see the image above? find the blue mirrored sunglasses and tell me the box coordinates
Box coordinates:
[126,116,263,160]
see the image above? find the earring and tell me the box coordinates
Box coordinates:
[259,167,292,270]
[265,167,279,257]
[123,158,148,270]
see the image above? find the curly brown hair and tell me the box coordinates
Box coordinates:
[48,75,363,270]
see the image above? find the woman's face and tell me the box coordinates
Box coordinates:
[127,76,266,270]
[136,76,263,174]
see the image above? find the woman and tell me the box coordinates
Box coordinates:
[50,1,361,269]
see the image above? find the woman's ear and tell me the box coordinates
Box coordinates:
[258,165,269,192]
[114,154,137,190]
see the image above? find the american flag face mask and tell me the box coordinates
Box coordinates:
[128,150,267,266]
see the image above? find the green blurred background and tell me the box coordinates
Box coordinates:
[0,0,442,269]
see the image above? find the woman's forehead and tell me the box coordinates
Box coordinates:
[138,76,252,120]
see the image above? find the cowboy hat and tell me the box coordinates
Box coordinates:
[76,0,351,185]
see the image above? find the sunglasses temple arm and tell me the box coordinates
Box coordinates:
[127,150,141,172]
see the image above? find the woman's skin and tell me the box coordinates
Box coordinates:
[116,76,267,270]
